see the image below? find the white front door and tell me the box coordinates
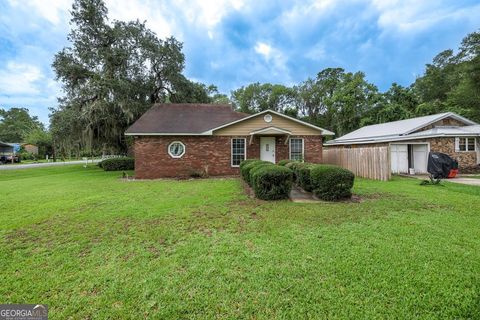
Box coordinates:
[391,144,408,173]
[260,137,275,163]
[412,144,428,173]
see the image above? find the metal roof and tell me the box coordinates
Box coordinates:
[0,141,14,147]
[326,112,479,145]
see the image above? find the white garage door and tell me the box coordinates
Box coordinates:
[391,144,408,174]
[412,144,428,173]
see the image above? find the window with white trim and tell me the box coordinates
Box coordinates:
[289,138,304,161]
[456,137,476,152]
[168,141,185,158]
[231,138,246,167]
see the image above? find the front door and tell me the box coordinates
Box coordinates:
[260,137,275,163]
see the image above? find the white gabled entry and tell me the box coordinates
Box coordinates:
[391,144,408,174]
[260,137,276,163]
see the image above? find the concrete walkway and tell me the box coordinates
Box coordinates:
[0,159,100,170]
[289,186,320,203]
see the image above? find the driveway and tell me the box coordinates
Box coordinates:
[446,177,480,186]
[0,159,100,170]
[405,174,480,186]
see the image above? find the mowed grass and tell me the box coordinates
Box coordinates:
[1,166,480,319]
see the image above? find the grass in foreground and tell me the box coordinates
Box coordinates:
[1,165,480,319]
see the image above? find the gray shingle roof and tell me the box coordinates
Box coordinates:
[125,104,248,134]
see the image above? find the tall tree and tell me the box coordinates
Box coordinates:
[295,68,344,128]
[0,107,43,142]
[231,83,297,114]
[362,83,417,125]
[52,0,189,153]
[293,68,379,135]
[330,71,379,135]
[413,29,480,122]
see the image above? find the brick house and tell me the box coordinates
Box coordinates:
[126,104,334,179]
[325,112,480,174]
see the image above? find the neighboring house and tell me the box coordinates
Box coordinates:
[0,141,16,163]
[126,103,334,178]
[0,141,14,155]
[326,112,480,174]
[22,143,39,155]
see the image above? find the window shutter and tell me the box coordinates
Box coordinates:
[454,137,460,152]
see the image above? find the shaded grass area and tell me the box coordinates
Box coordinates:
[1,165,480,319]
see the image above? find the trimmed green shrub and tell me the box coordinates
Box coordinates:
[248,162,275,186]
[285,161,303,180]
[297,163,315,192]
[99,157,135,171]
[245,161,274,186]
[286,161,312,183]
[310,165,354,201]
[240,160,271,185]
[239,159,259,171]
[240,160,261,182]
[277,159,292,166]
[250,165,293,200]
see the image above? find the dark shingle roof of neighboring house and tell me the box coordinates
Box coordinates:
[125,104,248,135]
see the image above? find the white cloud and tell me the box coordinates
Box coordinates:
[0,62,43,95]
[254,41,289,77]
[105,0,176,39]
[254,42,272,59]
[8,0,71,25]
[280,0,337,33]
[305,43,327,61]
[175,0,246,29]
[370,0,480,33]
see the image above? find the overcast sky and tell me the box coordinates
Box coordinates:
[1,0,479,124]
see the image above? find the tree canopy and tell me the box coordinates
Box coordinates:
[51,0,216,155]
[42,10,478,151]
[0,107,43,142]
[230,30,480,136]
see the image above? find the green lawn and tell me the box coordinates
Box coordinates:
[1,165,480,319]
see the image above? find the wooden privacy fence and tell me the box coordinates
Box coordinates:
[323,146,391,181]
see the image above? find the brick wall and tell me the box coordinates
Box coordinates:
[134,135,323,179]
[425,137,477,168]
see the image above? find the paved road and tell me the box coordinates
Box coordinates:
[0,159,101,170]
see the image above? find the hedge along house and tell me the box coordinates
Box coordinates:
[126,104,334,179]
[325,112,480,174]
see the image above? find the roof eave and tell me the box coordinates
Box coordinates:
[209,109,334,135]
[404,112,478,135]
[325,132,480,146]
[124,132,213,136]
